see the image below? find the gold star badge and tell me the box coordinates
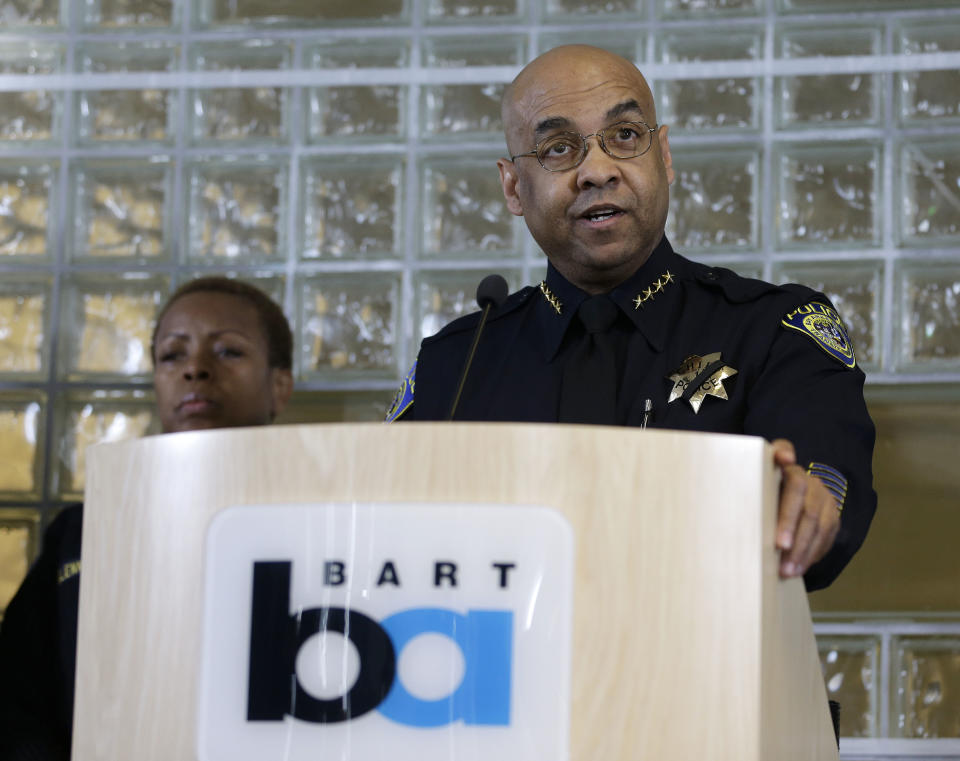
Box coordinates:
[666,352,738,413]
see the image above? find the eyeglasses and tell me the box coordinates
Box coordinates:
[510,120,658,172]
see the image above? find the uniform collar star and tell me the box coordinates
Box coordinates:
[633,270,674,309]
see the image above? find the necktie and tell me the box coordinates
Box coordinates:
[558,295,620,425]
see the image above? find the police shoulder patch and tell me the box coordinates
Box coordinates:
[781,301,856,369]
[384,360,416,423]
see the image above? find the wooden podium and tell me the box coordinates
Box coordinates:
[74,423,838,761]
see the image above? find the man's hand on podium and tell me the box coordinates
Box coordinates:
[771,439,840,580]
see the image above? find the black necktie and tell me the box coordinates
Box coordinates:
[558,295,620,425]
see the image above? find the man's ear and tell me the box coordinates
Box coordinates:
[497,158,525,217]
[658,124,674,185]
[269,368,294,421]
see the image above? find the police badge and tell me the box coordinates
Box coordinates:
[666,352,738,413]
[781,302,856,369]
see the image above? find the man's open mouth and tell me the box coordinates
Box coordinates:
[581,206,624,223]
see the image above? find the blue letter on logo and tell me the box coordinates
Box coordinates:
[378,608,512,727]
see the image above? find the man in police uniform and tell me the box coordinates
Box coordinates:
[387,45,875,591]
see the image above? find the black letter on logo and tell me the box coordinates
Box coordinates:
[247,561,396,723]
[324,560,345,586]
[434,561,457,587]
[376,560,401,587]
[491,562,516,589]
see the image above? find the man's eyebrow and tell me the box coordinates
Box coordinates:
[534,116,573,137]
[606,99,645,121]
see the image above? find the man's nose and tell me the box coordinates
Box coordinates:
[576,135,620,189]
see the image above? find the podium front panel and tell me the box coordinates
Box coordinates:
[75,422,837,761]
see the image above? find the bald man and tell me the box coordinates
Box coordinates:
[388,45,876,591]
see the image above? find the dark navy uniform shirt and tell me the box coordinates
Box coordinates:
[0,504,82,761]
[389,237,876,591]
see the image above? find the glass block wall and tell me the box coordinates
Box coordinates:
[817,618,960,757]
[0,0,958,754]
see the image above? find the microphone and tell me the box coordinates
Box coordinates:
[447,274,509,420]
[476,273,509,310]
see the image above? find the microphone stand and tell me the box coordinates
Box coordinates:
[447,274,508,420]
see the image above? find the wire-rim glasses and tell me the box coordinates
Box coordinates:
[510,121,658,172]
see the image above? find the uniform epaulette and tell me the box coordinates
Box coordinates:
[689,261,789,304]
[421,286,537,345]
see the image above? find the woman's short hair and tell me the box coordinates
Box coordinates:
[151,277,293,370]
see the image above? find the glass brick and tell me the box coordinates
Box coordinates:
[544,0,641,18]
[416,269,522,343]
[657,0,760,18]
[895,636,960,738]
[0,42,62,143]
[426,0,520,21]
[310,39,410,69]
[277,390,390,425]
[666,148,759,253]
[197,0,405,26]
[898,264,960,370]
[309,85,405,141]
[899,140,960,247]
[538,31,642,60]
[776,26,882,129]
[190,41,292,145]
[70,159,171,261]
[0,393,44,499]
[0,275,50,378]
[421,37,524,137]
[422,158,518,257]
[51,391,156,500]
[773,262,882,367]
[775,143,880,249]
[82,0,175,27]
[301,158,402,260]
[0,0,61,26]
[75,42,177,145]
[305,40,407,141]
[657,31,762,131]
[0,508,41,615]
[782,0,956,10]
[185,158,286,263]
[817,636,879,738]
[423,34,525,67]
[896,21,960,125]
[0,160,55,259]
[298,275,400,380]
[58,274,168,380]
[423,83,504,138]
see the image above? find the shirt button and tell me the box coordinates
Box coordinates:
[704,270,718,281]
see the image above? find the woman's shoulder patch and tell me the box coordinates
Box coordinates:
[781,301,857,369]
[384,360,416,422]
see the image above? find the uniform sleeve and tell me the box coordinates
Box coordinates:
[0,513,77,761]
[742,306,877,591]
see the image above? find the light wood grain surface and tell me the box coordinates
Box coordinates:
[75,422,837,761]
